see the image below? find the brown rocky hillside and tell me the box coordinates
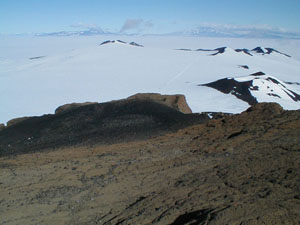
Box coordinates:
[0,96,299,225]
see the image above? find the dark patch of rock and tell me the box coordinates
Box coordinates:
[250,71,265,76]
[129,42,144,47]
[238,65,249,69]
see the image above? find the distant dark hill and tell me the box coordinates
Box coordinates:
[0,98,209,157]
[201,76,258,105]
[200,72,300,105]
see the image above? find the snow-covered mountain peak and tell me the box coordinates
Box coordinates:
[99,40,126,45]
[202,72,300,109]
[99,40,144,47]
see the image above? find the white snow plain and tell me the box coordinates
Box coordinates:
[0,35,299,124]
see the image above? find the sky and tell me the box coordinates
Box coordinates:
[0,0,300,36]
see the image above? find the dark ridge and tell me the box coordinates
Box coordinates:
[29,56,45,60]
[239,65,249,69]
[195,48,216,52]
[176,48,192,51]
[0,99,209,157]
[200,78,258,105]
[99,40,114,45]
[117,40,127,44]
[282,89,300,102]
[195,47,226,54]
[250,71,265,76]
[265,48,291,57]
[266,77,282,86]
[129,42,144,47]
[284,81,300,85]
[235,49,253,56]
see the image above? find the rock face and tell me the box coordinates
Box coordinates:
[127,93,192,114]
[0,102,299,225]
[55,102,98,114]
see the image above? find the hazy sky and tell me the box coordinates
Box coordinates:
[1,0,300,34]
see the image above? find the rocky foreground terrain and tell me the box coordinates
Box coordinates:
[0,95,299,225]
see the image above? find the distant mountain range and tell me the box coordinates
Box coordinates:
[184,26,300,39]
[35,28,107,36]
[177,46,291,57]
[31,27,300,39]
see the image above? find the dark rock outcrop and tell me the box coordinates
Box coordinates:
[127,93,192,114]
[0,96,206,156]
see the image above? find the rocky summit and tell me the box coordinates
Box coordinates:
[0,96,299,225]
